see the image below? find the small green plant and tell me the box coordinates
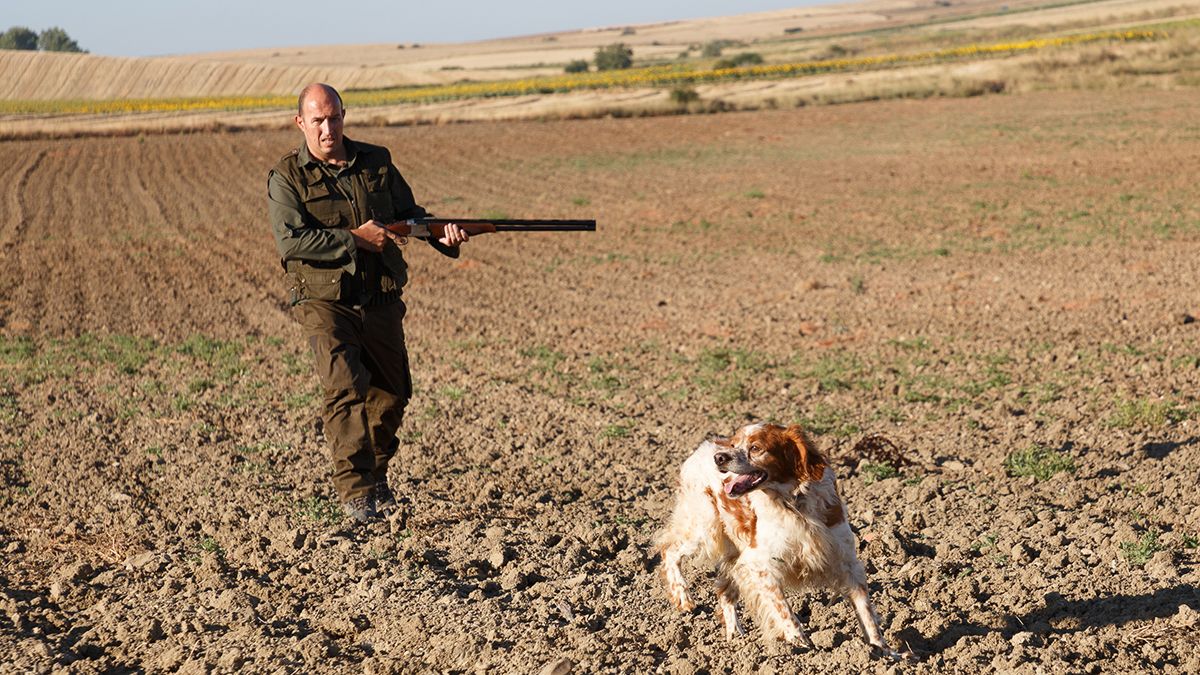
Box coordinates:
[571,196,591,206]
[1003,445,1075,481]
[745,189,765,199]
[297,496,342,526]
[1182,533,1198,549]
[971,533,999,553]
[1120,529,1162,566]
[601,424,630,439]
[860,462,897,484]
[564,59,589,73]
[197,536,225,560]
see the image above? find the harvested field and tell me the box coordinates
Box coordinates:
[1,89,1199,673]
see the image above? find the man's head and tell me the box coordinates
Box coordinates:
[295,83,345,162]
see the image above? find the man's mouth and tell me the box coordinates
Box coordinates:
[724,470,767,497]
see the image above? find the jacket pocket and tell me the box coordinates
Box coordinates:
[303,183,346,228]
[286,267,345,305]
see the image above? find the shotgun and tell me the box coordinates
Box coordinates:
[383,217,596,240]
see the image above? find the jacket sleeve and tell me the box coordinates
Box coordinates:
[388,163,460,259]
[268,169,356,267]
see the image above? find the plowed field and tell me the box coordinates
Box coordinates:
[1,89,1199,674]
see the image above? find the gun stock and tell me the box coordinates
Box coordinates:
[384,217,596,239]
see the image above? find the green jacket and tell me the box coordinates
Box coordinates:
[267,137,457,306]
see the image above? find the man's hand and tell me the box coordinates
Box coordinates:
[350,220,391,252]
[438,222,469,248]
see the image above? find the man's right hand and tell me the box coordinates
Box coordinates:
[350,220,391,252]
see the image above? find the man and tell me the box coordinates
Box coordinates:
[267,83,468,523]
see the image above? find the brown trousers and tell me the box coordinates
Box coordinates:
[294,300,412,502]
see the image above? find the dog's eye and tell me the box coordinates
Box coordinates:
[749,445,762,456]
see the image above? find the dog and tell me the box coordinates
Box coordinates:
[656,423,895,655]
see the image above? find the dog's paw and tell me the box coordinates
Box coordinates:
[782,629,814,650]
[871,643,911,661]
[668,591,696,613]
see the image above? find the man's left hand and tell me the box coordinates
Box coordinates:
[438,222,469,248]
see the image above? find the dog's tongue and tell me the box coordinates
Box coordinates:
[725,474,759,496]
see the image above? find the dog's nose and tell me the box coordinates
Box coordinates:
[714,451,731,467]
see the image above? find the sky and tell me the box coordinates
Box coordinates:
[4,0,832,58]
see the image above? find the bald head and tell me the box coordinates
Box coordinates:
[295,82,346,162]
[298,83,343,116]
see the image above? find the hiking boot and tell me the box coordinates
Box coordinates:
[374,479,398,515]
[341,494,379,524]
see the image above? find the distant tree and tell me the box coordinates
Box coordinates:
[594,43,633,71]
[702,40,743,58]
[714,52,764,70]
[38,27,85,53]
[0,26,38,51]
[564,59,589,74]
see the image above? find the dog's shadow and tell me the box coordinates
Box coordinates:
[896,584,1200,655]
[1140,436,1200,461]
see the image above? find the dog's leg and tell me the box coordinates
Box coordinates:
[714,573,744,639]
[847,583,898,656]
[734,564,813,648]
[659,538,699,612]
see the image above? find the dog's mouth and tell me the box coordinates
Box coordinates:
[724,470,767,497]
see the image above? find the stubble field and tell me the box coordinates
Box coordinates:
[1,89,1199,673]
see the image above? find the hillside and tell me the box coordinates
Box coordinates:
[0,0,1196,139]
[0,0,1091,101]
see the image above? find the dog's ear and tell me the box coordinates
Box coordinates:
[785,424,826,482]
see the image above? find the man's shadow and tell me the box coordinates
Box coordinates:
[894,584,1199,655]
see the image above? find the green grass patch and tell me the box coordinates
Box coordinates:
[601,424,631,439]
[1120,529,1162,566]
[297,496,343,526]
[1108,398,1189,429]
[797,404,861,438]
[860,462,898,484]
[1003,444,1075,481]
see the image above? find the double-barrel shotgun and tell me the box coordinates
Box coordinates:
[383,217,596,240]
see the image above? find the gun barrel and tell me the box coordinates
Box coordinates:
[413,217,596,232]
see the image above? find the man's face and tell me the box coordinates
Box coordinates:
[296,90,345,161]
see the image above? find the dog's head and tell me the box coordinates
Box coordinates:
[713,423,826,497]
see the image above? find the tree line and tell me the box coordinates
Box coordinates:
[0,26,86,53]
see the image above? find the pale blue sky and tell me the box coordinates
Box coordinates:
[4,1,830,57]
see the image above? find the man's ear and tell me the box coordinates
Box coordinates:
[294,114,304,131]
[785,424,826,482]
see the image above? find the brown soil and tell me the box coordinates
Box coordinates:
[1,89,1198,674]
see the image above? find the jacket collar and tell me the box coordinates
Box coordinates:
[297,137,371,169]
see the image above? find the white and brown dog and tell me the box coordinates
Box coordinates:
[656,423,895,654]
